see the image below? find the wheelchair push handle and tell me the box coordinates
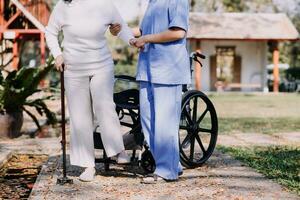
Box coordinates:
[190,52,206,67]
[194,52,206,59]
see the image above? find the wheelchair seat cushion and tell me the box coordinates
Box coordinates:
[114,89,139,109]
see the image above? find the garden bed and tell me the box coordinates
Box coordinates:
[0,154,48,199]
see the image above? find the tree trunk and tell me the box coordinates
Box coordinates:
[0,111,24,138]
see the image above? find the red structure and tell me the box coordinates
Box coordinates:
[0,0,51,69]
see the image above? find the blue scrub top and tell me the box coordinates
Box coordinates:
[136,0,191,85]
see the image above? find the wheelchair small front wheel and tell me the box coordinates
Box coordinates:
[141,149,155,174]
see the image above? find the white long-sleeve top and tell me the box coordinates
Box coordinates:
[45,0,134,76]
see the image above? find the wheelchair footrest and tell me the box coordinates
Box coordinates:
[94,131,142,150]
[94,131,104,149]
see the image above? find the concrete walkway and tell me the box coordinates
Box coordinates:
[0,137,61,156]
[1,131,299,199]
[29,151,299,200]
[27,132,299,200]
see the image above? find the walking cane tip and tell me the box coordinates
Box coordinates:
[57,176,74,185]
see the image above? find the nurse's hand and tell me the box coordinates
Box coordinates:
[130,37,145,50]
[129,38,137,46]
[55,55,65,72]
[136,36,147,48]
[109,23,122,36]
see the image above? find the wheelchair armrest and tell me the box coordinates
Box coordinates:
[114,75,137,82]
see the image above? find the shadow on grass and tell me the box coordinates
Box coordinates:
[218,146,300,195]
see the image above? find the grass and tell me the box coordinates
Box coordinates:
[218,117,300,134]
[206,93,300,134]
[218,146,300,195]
[208,93,300,118]
[211,93,300,195]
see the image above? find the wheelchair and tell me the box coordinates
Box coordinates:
[93,51,218,173]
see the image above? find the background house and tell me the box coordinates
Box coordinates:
[188,13,299,92]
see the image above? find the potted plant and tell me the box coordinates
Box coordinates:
[0,58,57,138]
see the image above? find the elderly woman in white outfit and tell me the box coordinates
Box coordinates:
[45,0,134,181]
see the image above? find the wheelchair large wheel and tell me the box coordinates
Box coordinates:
[179,90,218,168]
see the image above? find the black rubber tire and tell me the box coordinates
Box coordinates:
[179,90,218,168]
[141,150,155,173]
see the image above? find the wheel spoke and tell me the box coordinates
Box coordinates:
[189,136,195,161]
[195,134,206,155]
[192,97,198,122]
[181,134,191,149]
[198,128,212,133]
[179,125,189,130]
[196,108,208,124]
[183,107,193,125]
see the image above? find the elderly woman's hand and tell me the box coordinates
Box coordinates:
[55,55,65,71]
[109,23,122,36]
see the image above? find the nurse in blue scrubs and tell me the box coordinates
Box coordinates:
[130,0,190,183]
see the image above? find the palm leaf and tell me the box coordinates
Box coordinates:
[14,67,36,89]
[22,106,41,131]
[24,98,57,125]
[4,70,17,85]
[0,71,3,85]
[1,57,57,128]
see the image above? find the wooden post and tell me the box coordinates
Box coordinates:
[39,32,46,87]
[40,32,45,65]
[210,55,217,91]
[0,0,4,27]
[12,38,18,70]
[0,39,3,67]
[272,42,280,93]
[194,40,202,90]
[0,0,5,41]
[194,49,202,90]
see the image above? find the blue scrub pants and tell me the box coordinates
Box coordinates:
[140,81,183,180]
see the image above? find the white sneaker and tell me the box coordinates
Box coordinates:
[141,174,165,184]
[117,151,131,164]
[79,167,95,182]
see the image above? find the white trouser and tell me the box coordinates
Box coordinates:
[64,67,124,167]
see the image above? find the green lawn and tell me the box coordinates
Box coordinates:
[207,93,300,134]
[218,146,300,195]
[218,117,300,134]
